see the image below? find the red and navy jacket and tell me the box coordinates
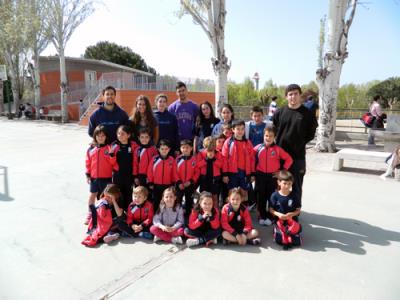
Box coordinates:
[147,155,177,185]
[176,155,200,185]
[87,199,113,242]
[85,144,116,179]
[188,208,220,231]
[133,144,158,176]
[111,140,138,175]
[222,137,254,176]
[221,203,253,235]
[126,200,154,228]
[253,143,293,174]
[196,150,227,177]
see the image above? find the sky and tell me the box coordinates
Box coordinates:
[42,0,400,87]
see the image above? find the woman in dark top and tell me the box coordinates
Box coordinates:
[193,101,220,153]
[129,95,159,144]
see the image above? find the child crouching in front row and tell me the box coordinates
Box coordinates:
[150,187,184,245]
[221,188,260,245]
[269,170,302,250]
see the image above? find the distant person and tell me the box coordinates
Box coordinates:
[79,99,86,118]
[193,101,219,153]
[267,96,278,121]
[168,81,199,143]
[303,95,318,116]
[88,86,129,143]
[211,103,234,136]
[273,84,318,206]
[368,95,385,145]
[130,95,159,145]
[18,103,26,118]
[154,94,178,153]
[24,103,33,119]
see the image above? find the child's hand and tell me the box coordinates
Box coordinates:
[251,176,256,183]
[149,185,154,190]
[160,225,168,232]
[183,181,191,188]
[133,225,143,233]
[179,183,185,190]
[134,178,140,186]
[222,176,229,184]
[86,177,91,184]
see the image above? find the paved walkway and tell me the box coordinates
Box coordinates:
[0,118,399,300]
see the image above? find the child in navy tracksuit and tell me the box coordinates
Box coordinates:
[85,125,116,224]
[253,126,293,226]
[113,186,154,240]
[147,139,177,212]
[133,128,158,187]
[196,136,227,207]
[111,125,138,211]
[82,184,120,247]
[269,170,302,250]
[185,191,221,247]
[176,140,199,220]
[221,188,260,245]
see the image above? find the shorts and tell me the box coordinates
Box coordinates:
[228,169,247,190]
[90,178,112,194]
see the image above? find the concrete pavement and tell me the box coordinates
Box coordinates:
[0,118,399,300]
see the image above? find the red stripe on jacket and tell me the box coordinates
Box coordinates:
[221,203,253,234]
[133,145,157,176]
[126,200,154,228]
[222,137,254,175]
[253,143,293,174]
[85,144,116,178]
[147,155,177,185]
[176,155,200,185]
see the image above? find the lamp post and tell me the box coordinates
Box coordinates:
[253,72,260,91]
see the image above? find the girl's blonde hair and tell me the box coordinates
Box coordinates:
[133,186,148,198]
[203,136,216,150]
[227,187,244,203]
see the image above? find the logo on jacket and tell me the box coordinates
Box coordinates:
[288,199,293,207]
[271,150,276,156]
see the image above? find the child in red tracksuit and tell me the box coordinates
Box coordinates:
[111,125,138,210]
[148,139,178,212]
[176,139,199,220]
[215,133,226,153]
[85,125,117,224]
[252,126,293,226]
[185,191,221,247]
[222,120,254,197]
[221,188,260,245]
[82,184,120,247]
[133,128,157,187]
[196,136,227,207]
[269,170,302,251]
[113,186,154,240]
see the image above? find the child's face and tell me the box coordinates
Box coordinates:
[156,97,167,112]
[159,145,170,157]
[222,127,232,137]
[103,192,114,204]
[95,132,107,144]
[216,138,225,149]
[180,144,192,156]
[286,90,301,108]
[200,197,213,213]
[139,133,150,145]
[117,129,130,144]
[137,99,147,114]
[163,191,176,208]
[233,125,245,139]
[229,193,242,210]
[206,150,215,159]
[251,112,263,124]
[221,107,232,122]
[264,131,275,146]
[278,179,292,193]
[201,104,211,118]
[133,192,146,205]
[103,89,116,106]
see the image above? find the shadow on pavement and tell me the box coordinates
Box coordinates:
[301,211,400,255]
[0,193,14,201]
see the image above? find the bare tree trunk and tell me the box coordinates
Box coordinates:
[213,55,229,113]
[0,80,4,113]
[59,48,69,123]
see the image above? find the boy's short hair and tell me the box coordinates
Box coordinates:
[231,119,245,129]
[156,93,168,102]
[176,81,187,90]
[222,123,232,130]
[285,84,302,96]
[138,127,151,136]
[102,86,116,95]
[271,96,278,101]
[133,186,148,198]
[203,136,216,150]
[264,125,276,135]
[158,139,171,148]
[251,106,264,114]
[276,170,294,182]
[180,139,193,147]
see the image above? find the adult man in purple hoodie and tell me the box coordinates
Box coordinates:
[168,81,199,143]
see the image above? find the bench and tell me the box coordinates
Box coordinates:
[42,110,62,121]
[333,148,390,171]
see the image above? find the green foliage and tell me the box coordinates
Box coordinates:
[84,41,157,75]
[367,77,400,107]
[337,81,379,109]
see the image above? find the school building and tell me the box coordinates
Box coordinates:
[39,56,215,123]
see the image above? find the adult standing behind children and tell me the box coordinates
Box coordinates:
[193,101,220,153]
[129,95,159,145]
[88,86,129,143]
[168,81,199,144]
[273,84,317,205]
[154,94,179,152]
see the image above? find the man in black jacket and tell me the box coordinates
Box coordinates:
[273,84,318,205]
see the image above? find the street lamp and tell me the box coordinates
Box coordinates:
[253,72,260,91]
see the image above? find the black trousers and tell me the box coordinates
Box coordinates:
[289,159,306,206]
[113,174,133,211]
[177,184,196,218]
[255,173,277,220]
[184,227,221,244]
[116,216,150,237]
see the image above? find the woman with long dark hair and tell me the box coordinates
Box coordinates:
[129,95,159,144]
[193,101,220,153]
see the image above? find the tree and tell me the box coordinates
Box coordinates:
[179,0,230,115]
[315,0,357,152]
[367,77,400,109]
[84,41,157,75]
[46,0,94,123]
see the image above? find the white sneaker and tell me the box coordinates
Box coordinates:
[380,173,390,180]
[103,232,120,244]
[186,238,200,247]
[264,218,272,226]
[213,238,218,245]
[171,236,183,245]
[153,236,161,243]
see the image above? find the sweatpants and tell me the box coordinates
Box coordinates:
[184,227,221,245]
[150,225,184,242]
[289,159,306,206]
[177,184,196,220]
[113,174,133,211]
[255,173,277,220]
[116,216,151,238]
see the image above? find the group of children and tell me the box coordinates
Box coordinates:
[83,108,302,250]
